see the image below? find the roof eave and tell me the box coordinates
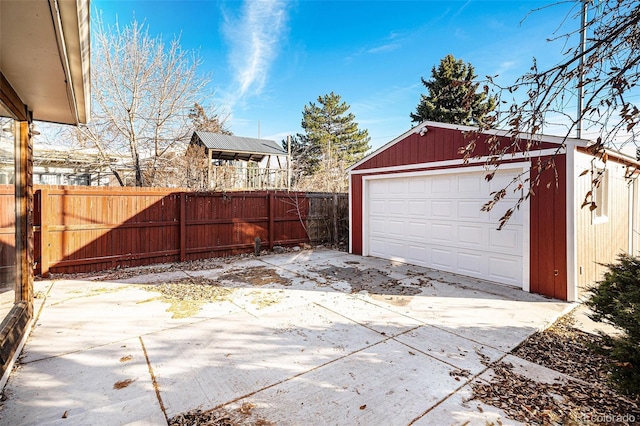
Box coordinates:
[59,0,91,124]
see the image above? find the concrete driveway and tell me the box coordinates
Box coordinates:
[0,249,571,425]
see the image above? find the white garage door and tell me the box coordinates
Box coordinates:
[365,168,526,287]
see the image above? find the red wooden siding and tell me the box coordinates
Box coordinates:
[31,186,346,275]
[354,127,561,171]
[350,175,363,254]
[529,156,567,299]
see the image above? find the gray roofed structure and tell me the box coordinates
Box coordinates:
[191,131,286,162]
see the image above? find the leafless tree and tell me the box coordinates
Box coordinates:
[461,0,640,228]
[292,160,350,193]
[80,14,216,187]
[174,144,209,190]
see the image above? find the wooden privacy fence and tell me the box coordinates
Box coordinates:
[32,186,348,275]
[0,186,16,284]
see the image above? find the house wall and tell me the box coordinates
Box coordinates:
[574,149,637,296]
[350,125,570,300]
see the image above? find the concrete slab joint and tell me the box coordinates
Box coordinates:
[0,248,571,425]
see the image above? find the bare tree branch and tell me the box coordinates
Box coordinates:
[80,13,215,187]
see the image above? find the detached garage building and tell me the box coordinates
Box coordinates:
[348,121,640,301]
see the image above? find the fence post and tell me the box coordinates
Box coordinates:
[268,192,275,250]
[40,188,49,277]
[332,193,338,245]
[179,192,186,262]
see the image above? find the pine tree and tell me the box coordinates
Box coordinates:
[411,54,496,126]
[301,92,370,167]
[281,133,320,184]
[286,92,370,192]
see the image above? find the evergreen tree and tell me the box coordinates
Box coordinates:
[301,92,370,168]
[281,133,320,184]
[411,54,496,126]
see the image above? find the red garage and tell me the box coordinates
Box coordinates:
[348,121,640,301]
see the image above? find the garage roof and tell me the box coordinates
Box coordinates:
[191,131,286,162]
[0,0,90,124]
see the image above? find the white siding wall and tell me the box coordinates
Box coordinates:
[574,150,636,295]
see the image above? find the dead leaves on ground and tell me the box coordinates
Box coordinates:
[471,315,640,425]
[169,402,273,426]
[471,361,639,425]
[512,315,610,384]
[113,378,135,390]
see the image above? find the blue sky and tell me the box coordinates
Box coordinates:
[93,0,581,151]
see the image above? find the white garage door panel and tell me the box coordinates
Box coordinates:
[366,169,525,288]
[409,200,427,215]
[370,200,387,215]
[458,251,483,275]
[389,180,406,194]
[386,220,405,237]
[409,179,426,193]
[431,200,453,217]
[369,218,386,233]
[457,200,483,220]
[489,228,520,250]
[369,238,388,257]
[488,256,521,282]
[431,223,454,243]
[431,177,452,193]
[406,244,428,265]
[457,174,482,193]
[458,225,484,246]
[386,240,406,258]
[408,221,428,239]
[431,247,454,270]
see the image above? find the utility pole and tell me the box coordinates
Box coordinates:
[287,134,291,190]
[577,0,589,139]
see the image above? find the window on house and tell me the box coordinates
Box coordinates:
[592,167,609,223]
[0,114,17,324]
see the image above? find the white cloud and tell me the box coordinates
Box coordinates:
[264,130,296,142]
[223,0,289,104]
[451,0,472,20]
[352,83,420,112]
[494,60,517,77]
[367,43,400,54]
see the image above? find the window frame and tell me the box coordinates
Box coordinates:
[592,165,609,224]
